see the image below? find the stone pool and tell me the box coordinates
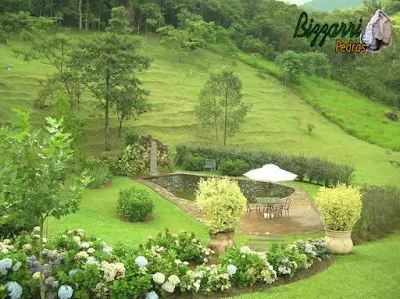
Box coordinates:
[143,173,295,201]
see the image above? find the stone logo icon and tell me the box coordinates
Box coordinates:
[360,10,392,53]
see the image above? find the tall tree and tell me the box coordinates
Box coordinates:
[0,110,88,299]
[196,68,251,146]
[69,7,151,151]
[78,0,82,29]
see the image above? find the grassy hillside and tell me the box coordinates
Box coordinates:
[0,32,399,186]
[304,0,363,11]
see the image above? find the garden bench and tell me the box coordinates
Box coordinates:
[203,159,216,171]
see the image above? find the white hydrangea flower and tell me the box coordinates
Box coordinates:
[12,261,22,272]
[72,236,81,243]
[32,272,42,280]
[75,251,89,260]
[240,246,251,254]
[193,282,200,292]
[42,238,47,243]
[168,275,180,285]
[87,248,95,254]
[161,281,175,293]
[99,261,125,282]
[79,242,90,249]
[227,264,237,275]
[153,272,165,284]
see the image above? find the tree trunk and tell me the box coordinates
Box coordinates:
[105,98,111,151]
[85,0,89,30]
[98,10,101,31]
[79,0,83,29]
[224,94,228,146]
[118,115,123,138]
[39,216,45,299]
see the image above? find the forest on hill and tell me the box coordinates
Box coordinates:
[1,0,399,110]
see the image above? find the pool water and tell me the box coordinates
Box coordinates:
[173,190,197,201]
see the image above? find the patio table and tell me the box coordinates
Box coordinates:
[254,197,284,219]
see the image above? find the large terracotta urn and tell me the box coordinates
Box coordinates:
[324,228,353,254]
[207,231,236,255]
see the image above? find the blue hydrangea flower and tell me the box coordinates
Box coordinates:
[135,256,148,267]
[146,291,159,299]
[6,281,23,299]
[68,269,79,276]
[58,285,73,299]
[227,264,237,275]
[0,258,13,275]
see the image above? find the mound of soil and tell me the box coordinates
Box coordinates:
[384,112,398,121]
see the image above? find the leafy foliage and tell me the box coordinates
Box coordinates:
[183,154,205,171]
[175,144,355,187]
[197,177,247,233]
[117,187,154,222]
[352,185,400,243]
[315,185,362,231]
[218,159,250,176]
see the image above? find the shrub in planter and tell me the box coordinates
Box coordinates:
[219,159,250,176]
[117,188,154,222]
[183,154,205,171]
[197,177,247,255]
[315,185,362,254]
[219,246,277,288]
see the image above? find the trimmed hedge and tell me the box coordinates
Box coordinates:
[352,185,400,244]
[182,153,205,171]
[219,159,250,176]
[175,144,355,187]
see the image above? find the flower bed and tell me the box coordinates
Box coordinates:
[0,228,332,298]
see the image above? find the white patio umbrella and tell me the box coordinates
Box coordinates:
[243,164,297,182]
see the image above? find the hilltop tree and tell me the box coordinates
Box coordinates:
[69,6,151,151]
[195,68,251,146]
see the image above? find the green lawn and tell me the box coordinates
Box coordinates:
[45,176,247,248]
[1,32,399,187]
[235,231,400,299]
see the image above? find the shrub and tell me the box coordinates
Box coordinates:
[175,144,355,187]
[197,177,247,233]
[125,132,140,146]
[182,154,205,171]
[352,185,400,244]
[117,187,154,222]
[219,159,250,176]
[219,246,277,288]
[87,165,110,188]
[143,229,213,264]
[314,185,362,231]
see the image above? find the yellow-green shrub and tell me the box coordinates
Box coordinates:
[197,177,247,234]
[315,185,362,231]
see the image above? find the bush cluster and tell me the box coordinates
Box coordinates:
[218,159,250,176]
[182,153,205,171]
[175,144,355,187]
[117,187,154,222]
[0,228,332,299]
[352,185,400,244]
[314,185,362,231]
[197,177,247,234]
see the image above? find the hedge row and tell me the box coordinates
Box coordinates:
[175,144,355,187]
[352,185,400,244]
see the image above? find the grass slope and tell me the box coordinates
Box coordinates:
[0,32,399,186]
[235,231,400,298]
[45,176,247,248]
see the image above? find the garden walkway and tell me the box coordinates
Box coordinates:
[136,178,324,237]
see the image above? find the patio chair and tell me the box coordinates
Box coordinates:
[282,197,293,218]
[246,200,260,217]
[268,203,284,220]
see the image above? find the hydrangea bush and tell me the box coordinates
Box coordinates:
[0,228,332,298]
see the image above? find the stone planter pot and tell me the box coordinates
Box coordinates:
[207,231,236,255]
[324,228,353,254]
